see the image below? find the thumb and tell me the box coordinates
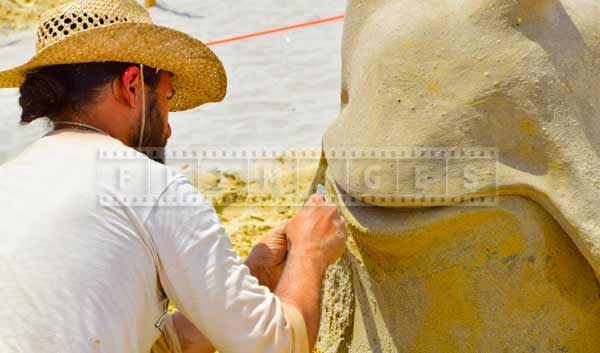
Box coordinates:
[306,193,325,206]
[270,221,288,236]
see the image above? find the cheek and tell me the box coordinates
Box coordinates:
[160,101,171,137]
[161,102,169,121]
[156,97,168,120]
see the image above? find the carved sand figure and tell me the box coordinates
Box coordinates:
[311,0,600,352]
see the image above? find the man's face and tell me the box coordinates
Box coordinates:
[146,71,173,148]
[140,71,174,163]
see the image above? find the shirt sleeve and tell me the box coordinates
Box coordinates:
[144,177,308,353]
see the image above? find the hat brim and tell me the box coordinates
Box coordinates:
[0,22,227,112]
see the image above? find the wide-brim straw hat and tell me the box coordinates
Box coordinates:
[0,0,227,112]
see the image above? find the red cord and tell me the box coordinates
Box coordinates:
[206,14,345,46]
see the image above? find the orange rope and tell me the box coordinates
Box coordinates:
[206,14,345,46]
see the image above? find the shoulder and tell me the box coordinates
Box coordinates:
[94,140,187,195]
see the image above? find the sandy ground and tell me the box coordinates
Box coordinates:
[0,0,345,167]
[194,156,319,257]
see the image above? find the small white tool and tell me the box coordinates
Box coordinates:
[316,184,326,201]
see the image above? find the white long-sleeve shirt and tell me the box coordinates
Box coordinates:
[0,130,308,353]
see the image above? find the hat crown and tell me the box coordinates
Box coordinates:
[36,0,152,53]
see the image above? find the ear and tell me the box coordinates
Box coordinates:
[115,65,143,109]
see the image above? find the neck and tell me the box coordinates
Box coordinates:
[53,121,109,136]
[53,111,133,146]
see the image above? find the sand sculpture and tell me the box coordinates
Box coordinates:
[312,0,600,352]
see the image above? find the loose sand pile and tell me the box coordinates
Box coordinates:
[192,156,318,258]
[0,0,154,34]
[0,0,71,34]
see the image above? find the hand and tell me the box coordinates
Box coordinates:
[276,194,348,350]
[244,222,288,291]
[170,312,215,353]
[285,194,348,271]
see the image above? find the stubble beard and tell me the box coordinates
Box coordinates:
[135,91,168,164]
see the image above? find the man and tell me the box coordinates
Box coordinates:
[0,0,347,352]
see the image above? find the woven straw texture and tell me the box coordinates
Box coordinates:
[0,0,227,112]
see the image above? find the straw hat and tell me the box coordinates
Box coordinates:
[0,0,227,112]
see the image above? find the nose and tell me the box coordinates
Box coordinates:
[166,124,172,139]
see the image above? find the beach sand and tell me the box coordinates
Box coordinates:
[0,0,71,34]
[192,155,319,258]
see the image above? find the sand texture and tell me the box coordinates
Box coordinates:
[0,0,71,34]
[319,194,600,353]
[316,0,600,351]
[193,156,319,258]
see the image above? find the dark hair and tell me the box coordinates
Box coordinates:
[19,62,162,123]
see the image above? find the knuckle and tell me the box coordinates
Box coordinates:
[310,193,323,203]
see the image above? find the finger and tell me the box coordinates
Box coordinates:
[335,217,348,238]
[308,193,325,205]
[271,221,288,235]
[331,211,345,225]
[337,222,348,236]
[330,206,341,217]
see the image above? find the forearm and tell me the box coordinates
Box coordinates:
[171,312,215,353]
[275,250,327,350]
